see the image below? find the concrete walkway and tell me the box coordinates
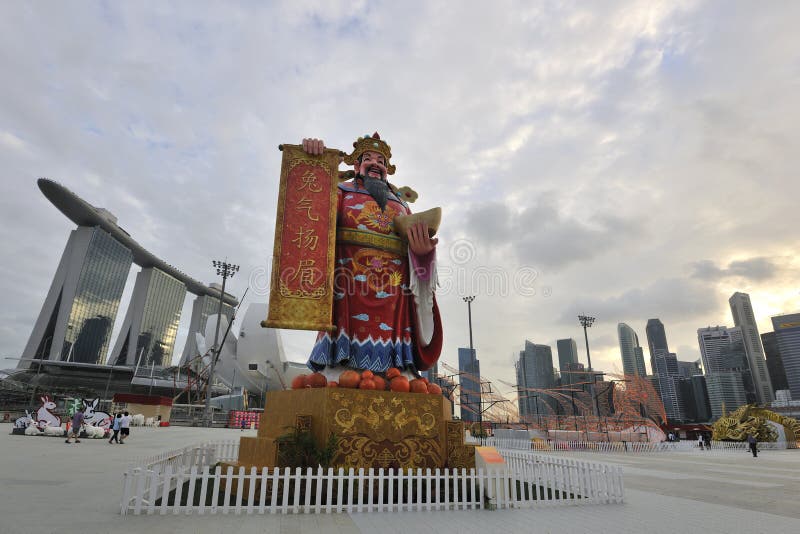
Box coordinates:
[1,425,798,533]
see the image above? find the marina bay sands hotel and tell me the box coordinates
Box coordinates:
[20,179,238,371]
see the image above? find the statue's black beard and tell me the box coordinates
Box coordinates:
[358,174,390,211]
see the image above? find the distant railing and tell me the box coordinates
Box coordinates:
[483,437,796,453]
[120,440,624,515]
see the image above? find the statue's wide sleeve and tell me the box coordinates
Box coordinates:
[408,249,442,371]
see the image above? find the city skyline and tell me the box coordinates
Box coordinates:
[7,178,797,397]
[2,3,800,395]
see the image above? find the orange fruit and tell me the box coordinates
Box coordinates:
[359,378,376,390]
[372,376,386,391]
[386,367,401,380]
[361,370,374,380]
[306,372,328,388]
[339,370,361,389]
[291,374,307,390]
[328,381,338,387]
[427,383,442,395]
[390,376,410,393]
[409,379,428,394]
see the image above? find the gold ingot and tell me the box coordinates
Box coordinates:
[393,207,442,240]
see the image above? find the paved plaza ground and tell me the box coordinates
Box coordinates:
[1,424,798,534]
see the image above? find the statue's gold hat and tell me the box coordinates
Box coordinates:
[343,132,396,175]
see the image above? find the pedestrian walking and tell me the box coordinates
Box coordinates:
[65,406,84,444]
[747,434,758,457]
[697,434,704,450]
[704,434,711,450]
[108,413,122,444]
[119,411,131,444]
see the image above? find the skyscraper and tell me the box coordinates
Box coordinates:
[645,318,669,356]
[109,268,187,367]
[556,338,579,385]
[761,331,789,392]
[516,341,556,420]
[770,313,800,400]
[651,349,682,421]
[729,292,774,403]
[677,375,712,422]
[646,319,678,375]
[698,326,750,419]
[21,226,133,365]
[677,360,702,378]
[618,323,646,376]
[458,347,481,423]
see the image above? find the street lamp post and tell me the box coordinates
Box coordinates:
[203,260,239,427]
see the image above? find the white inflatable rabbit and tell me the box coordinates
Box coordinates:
[24,419,43,436]
[15,410,33,429]
[82,398,112,429]
[43,422,65,436]
[36,396,61,430]
[82,423,106,438]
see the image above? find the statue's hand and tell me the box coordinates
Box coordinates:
[407,221,438,256]
[301,138,325,155]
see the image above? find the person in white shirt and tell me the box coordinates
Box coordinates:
[119,411,131,444]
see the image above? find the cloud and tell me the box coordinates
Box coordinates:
[690,257,778,282]
[464,192,641,270]
[560,277,722,326]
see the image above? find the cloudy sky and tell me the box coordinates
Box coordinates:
[1,1,798,394]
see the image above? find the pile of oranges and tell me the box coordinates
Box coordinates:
[291,367,443,395]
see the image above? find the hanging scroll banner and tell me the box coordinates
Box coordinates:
[263,144,341,331]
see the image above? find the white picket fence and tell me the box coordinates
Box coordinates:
[120,440,624,515]
[482,437,795,453]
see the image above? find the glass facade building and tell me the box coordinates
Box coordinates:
[62,228,132,363]
[698,326,751,419]
[645,319,669,357]
[136,269,186,366]
[650,347,682,420]
[556,338,579,385]
[458,347,481,423]
[516,341,556,419]
[771,313,800,400]
[618,323,647,377]
[729,292,774,403]
[762,331,789,392]
[110,268,188,367]
[24,226,134,365]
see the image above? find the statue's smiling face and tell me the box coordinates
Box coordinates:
[357,150,387,181]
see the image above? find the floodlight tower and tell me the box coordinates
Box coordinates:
[579,314,599,418]
[578,314,596,371]
[203,259,239,426]
[463,296,476,350]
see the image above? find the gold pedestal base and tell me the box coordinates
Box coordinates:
[230,388,475,471]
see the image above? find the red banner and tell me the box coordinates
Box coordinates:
[264,144,340,331]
